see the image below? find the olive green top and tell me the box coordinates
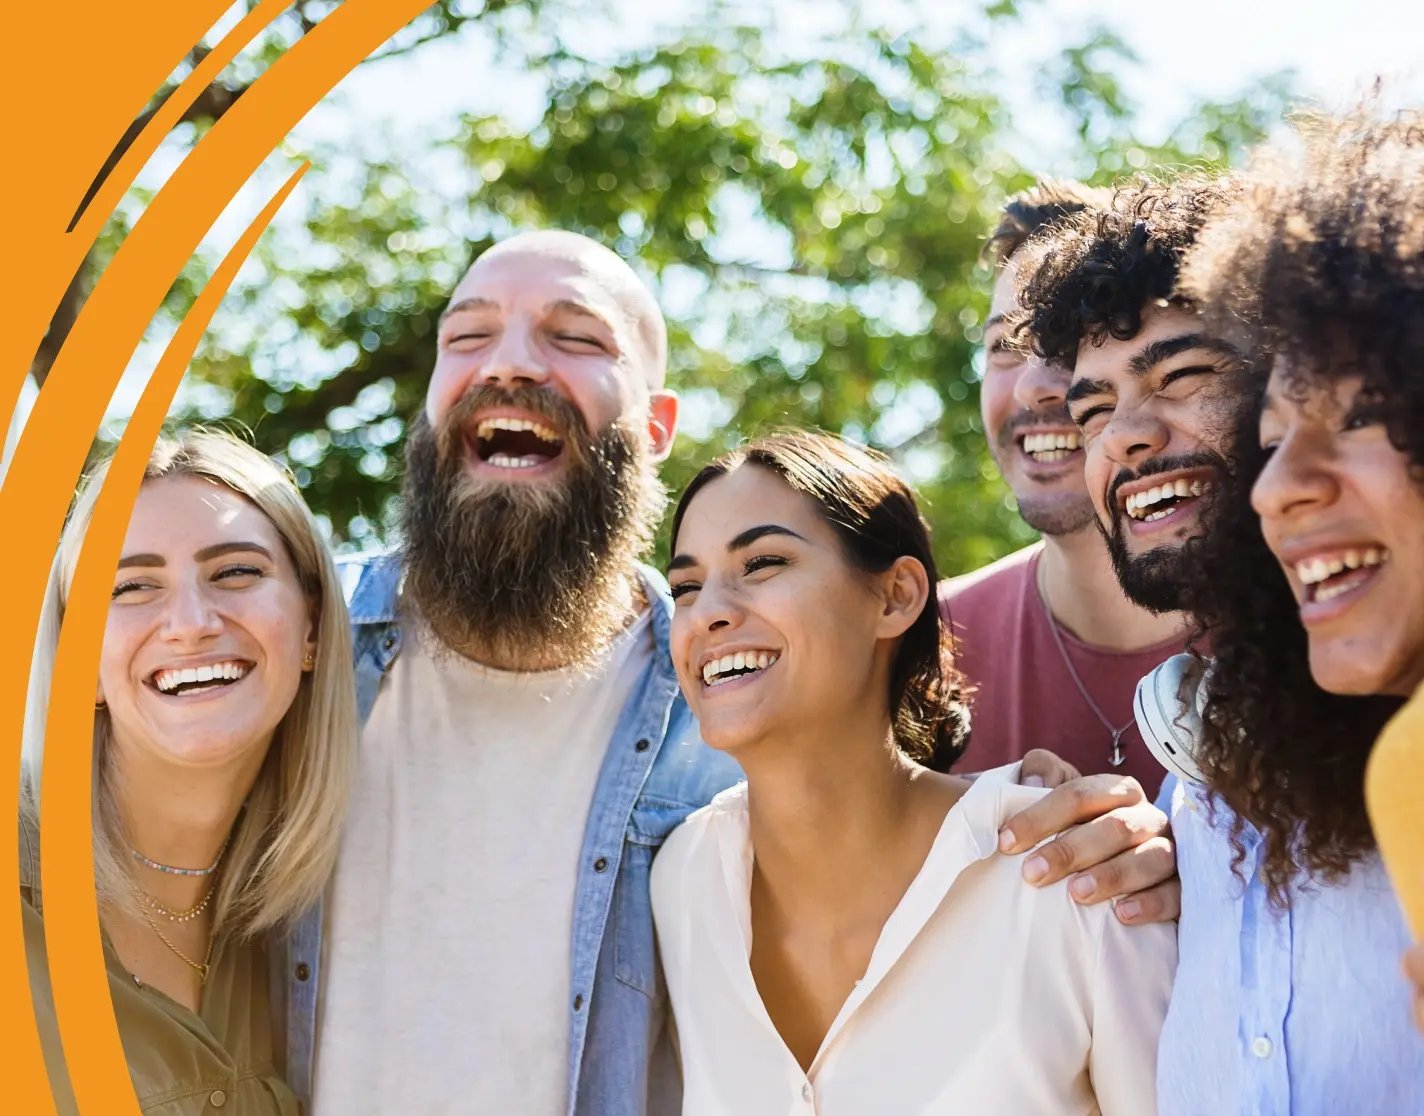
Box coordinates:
[21,822,299,1115]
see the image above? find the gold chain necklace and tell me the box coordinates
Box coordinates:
[138,905,216,982]
[139,879,217,923]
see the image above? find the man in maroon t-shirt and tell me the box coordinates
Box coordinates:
[941,183,1189,795]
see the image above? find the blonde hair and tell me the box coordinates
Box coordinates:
[22,429,357,938]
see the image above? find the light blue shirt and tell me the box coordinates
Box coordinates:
[1156,774,1424,1115]
[277,553,742,1116]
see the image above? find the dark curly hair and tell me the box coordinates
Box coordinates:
[984,179,1111,266]
[671,430,970,772]
[1013,173,1241,365]
[1171,106,1424,905]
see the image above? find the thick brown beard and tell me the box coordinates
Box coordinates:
[400,385,667,671]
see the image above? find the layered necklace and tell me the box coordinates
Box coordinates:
[1035,560,1135,769]
[128,833,231,983]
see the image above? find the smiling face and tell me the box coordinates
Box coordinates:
[1253,364,1424,697]
[1066,303,1249,611]
[667,466,904,757]
[98,474,315,775]
[426,235,676,485]
[981,256,1094,536]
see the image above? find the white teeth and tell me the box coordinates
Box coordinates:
[487,453,547,469]
[475,417,561,444]
[1021,432,1081,455]
[1294,547,1389,587]
[153,661,249,694]
[1125,478,1214,519]
[700,651,780,686]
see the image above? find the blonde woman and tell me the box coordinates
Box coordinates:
[22,430,356,1115]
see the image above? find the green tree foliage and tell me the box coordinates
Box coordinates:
[163,8,1291,574]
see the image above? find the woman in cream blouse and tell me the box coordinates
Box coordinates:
[22,431,356,1114]
[657,431,1175,1115]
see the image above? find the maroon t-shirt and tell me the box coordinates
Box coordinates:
[938,544,1184,797]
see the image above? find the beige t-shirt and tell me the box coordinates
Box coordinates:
[312,611,653,1116]
[652,764,1177,1116]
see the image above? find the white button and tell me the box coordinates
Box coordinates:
[802,1082,813,1102]
[1251,1035,1273,1059]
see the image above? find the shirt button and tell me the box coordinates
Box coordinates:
[573,994,584,1011]
[209,1089,227,1107]
[383,635,397,650]
[593,857,609,872]
[1251,1035,1274,1059]
[635,738,650,752]
[801,1082,813,1102]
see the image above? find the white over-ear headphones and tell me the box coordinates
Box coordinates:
[1133,652,1209,785]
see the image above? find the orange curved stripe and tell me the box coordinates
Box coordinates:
[43,161,308,1115]
[0,1,233,493]
[7,0,432,1106]
[1,6,232,1108]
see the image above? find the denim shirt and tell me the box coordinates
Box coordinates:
[278,552,743,1116]
[1155,774,1424,1115]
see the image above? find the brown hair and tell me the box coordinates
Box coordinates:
[671,429,969,771]
[984,179,1111,266]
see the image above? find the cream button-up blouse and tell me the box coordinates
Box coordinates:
[651,765,1177,1116]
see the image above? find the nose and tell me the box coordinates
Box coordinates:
[1099,400,1170,467]
[1251,431,1337,522]
[479,321,549,389]
[160,579,223,645]
[1012,355,1070,413]
[688,576,743,636]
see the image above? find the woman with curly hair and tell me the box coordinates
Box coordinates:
[1155,103,1424,1101]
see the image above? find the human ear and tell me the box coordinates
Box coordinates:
[873,556,929,640]
[647,390,679,462]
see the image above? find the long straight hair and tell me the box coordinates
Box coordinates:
[22,429,357,938]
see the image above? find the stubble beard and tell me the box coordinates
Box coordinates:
[400,386,667,671]
[993,414,1098,537]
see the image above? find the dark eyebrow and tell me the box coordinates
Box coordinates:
[1066,377,1113,408]
[117,553,165,570]
[439,297,498,323]
[196,541,274,562]
[667,524,809,572]
[1127,333,1237,377]
[118,542,274,571]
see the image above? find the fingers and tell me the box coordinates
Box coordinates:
[1113,877,1181,925]
[1019,805,1173,893]
[999,773,1150,855]
[1019,749,1083,789]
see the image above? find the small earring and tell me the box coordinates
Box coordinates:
[303,654,316,671]
[95,699,107,711]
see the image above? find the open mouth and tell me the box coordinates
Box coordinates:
[1017,430,1081,465]
[469,415,565,470]
[701,650,780,688]
[1295,546,1390,605]
[1122,476,1215,525]
[147,660,252,698]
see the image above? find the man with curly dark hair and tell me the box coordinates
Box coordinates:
[1014,173,1254,614]
[1016,134,1424,1114]
[941,182,1189,801]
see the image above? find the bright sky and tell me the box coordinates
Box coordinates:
[9,0,1422,465]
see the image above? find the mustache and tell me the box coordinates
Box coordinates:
[436,383,589,457]
[996,406,1077,449]
[1106,451,1230,514]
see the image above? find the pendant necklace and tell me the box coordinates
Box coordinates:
[1036,562,1135,768]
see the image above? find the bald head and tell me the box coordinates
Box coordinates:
[471,230,668,386]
